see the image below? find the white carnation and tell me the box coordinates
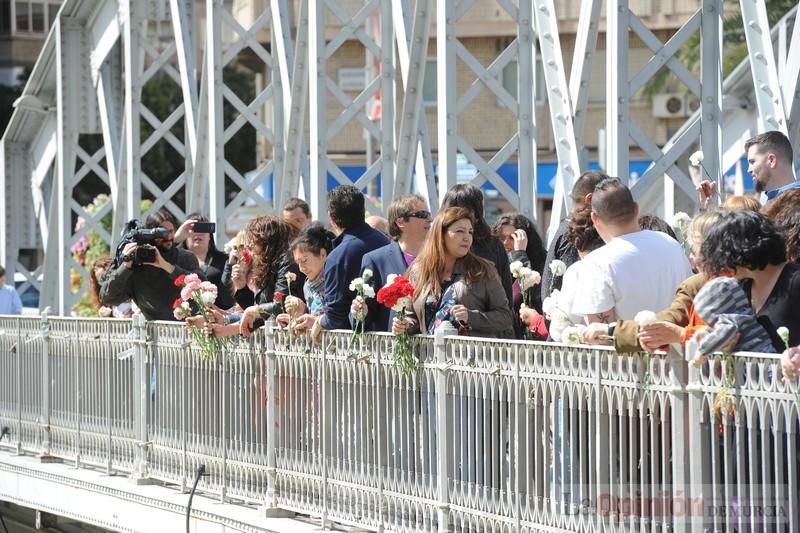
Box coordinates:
[542,291,559,317]
[201,291,217,305]
[549,260,567,277]
[509,260,523,276]
[672,212,691,230]
[386,274,397,285]
[634,310,657,327]
[778,326,790,347]
[392,296,412,313]
[349,277,364,292]
[562,325,583,346]
[362,268,373,282]
[689,150,704,167]
[361,285,375,299]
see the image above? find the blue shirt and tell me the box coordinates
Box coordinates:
[319,223,390,330]
[0,284,23,314]
[764,180,800,202]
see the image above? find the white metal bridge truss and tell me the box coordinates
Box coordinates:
[2,0,800,314]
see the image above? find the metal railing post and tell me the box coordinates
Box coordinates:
[39,308,52,459]
[685,340,711,532]
[668,348,690,533]
[263,321,286,516]
[130,314,151,483]
[434,326,453,533]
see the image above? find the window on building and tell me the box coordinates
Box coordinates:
[31,1,43,31]
[0,0,11,32]
[15,1,28,32]
[46,0,57,29]
[422,60,437,105]
[500,57,545,107]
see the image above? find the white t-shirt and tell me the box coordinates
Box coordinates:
[571,230,693,320]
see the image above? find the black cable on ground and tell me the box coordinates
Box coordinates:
[186,464,207,533]
[0,427,10,533]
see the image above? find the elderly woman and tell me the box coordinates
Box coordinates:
[391,207,514,339]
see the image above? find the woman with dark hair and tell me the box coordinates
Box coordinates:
[492,212,546,309]
[441,184,514,317]
[90,256,134,318]
[699,210,800,348]
[391,207,514,339]
[279,222,336,334]
[637,214,678,241]
[762,189,800,264]
[213,215,304,336]
[543,205,605,341]
[176,213,234,309]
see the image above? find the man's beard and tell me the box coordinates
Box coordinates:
[754,177,765,193]
[157,240,174,252]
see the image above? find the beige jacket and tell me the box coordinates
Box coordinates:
[406,259,515,338]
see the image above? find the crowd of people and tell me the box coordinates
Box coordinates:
[86,130,800,373]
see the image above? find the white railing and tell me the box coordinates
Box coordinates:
[0,313,797,532]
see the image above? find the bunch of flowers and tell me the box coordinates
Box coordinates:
[284,272,298,331]
[509,261,541,307]
[173,273,227,360]
[377,274,416,374]
[349,269,375,346]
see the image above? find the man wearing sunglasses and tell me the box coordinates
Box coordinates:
[350,195,432,332]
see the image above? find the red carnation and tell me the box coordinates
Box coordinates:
[273,292,285,301]
[377,275,415,311]
[174,273,186,287]
[172,298,182,309]
[241,250,252,265]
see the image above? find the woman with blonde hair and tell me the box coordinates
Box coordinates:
[392,207,514,338]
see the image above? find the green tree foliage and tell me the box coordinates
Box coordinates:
[643,0,797,99]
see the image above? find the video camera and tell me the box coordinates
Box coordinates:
[111,219,170,268]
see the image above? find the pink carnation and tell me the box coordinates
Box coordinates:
[200,281,218,294]
[180,285,195,302]
[183,273,202,291]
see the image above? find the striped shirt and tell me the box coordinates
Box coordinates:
[693,276,774,355]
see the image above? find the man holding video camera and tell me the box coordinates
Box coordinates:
[100,208,204,321]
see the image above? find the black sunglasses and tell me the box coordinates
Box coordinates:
[405,210,431,219]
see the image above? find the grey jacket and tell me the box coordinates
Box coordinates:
[100,246,203,321]
[406,259,515,339]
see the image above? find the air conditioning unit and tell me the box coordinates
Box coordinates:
[337,68,366,92]
[653,93,687,118]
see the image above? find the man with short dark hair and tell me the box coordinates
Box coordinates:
[575,179,692,333]
[101,208,204,321]
[282,197,312,236]
[541,170,609,299]
[310,185,389,342]
[744,130,800,202]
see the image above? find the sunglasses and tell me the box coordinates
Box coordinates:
[406,210,432,219]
